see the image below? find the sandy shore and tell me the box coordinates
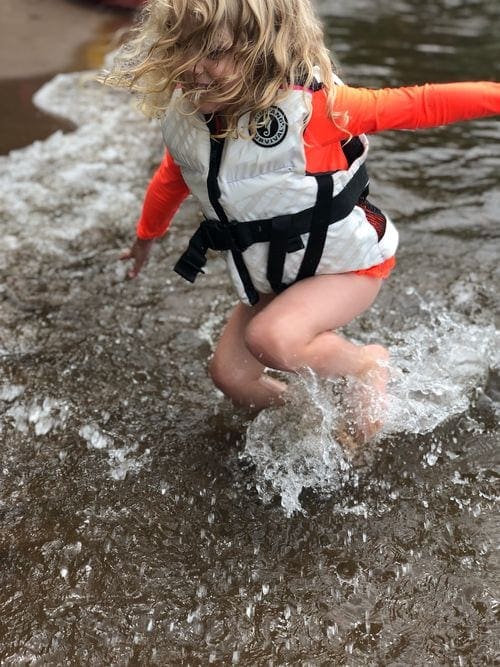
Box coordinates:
[0,0,132,79]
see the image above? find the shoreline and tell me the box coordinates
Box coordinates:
[0,0,134,154]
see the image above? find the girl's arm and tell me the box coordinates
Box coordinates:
[120,150,190,279]
[336,81,500,135]
[136,149,190,239]
[307,81,500,144]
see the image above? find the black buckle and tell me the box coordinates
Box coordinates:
[173,238,207,283]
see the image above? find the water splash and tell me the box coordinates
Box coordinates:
[78,422,151,481]
[242,372,353,517]
[243,306,498,515]
[385,311,497,435]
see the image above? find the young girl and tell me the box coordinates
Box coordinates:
[105,0,500,446]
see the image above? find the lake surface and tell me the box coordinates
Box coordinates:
[0,0,499,663]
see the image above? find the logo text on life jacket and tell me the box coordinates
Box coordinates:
[252,106,288,147]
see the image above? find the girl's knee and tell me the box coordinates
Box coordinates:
[208,354,232,394]
[208,354,252,399]
[244,317,300,371]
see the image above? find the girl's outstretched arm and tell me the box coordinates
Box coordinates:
[307,81,500,144]
[336,81,500,135]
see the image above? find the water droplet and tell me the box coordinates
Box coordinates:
[425,451,438,466]
[327,624,337,639]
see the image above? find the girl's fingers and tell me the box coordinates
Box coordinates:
[119,239,153,278]
[126,261,141,279]
[128,255,147,279]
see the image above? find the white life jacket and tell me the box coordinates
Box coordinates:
[161,82,398,304]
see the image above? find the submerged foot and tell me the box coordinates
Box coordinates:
[337,345,390,461]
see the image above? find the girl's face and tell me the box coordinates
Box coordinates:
[182,43,238,113]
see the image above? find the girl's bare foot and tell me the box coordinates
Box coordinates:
[337,345,390,460]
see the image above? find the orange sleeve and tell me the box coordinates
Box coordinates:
[304,81,500,173]
[334,81,500,136]
[136,150,190,240]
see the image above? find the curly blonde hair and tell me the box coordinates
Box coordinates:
[102,0,340,136]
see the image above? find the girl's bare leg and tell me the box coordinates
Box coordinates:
[243,273,389,442]
[209,296,287,410]
[244,274,384,375]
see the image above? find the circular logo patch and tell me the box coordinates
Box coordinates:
[252,106,288,147]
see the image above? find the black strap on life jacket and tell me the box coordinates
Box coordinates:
[203,116,259,305]
[173,209,311,284]
[174,137,368,304]
[290,173,334,286]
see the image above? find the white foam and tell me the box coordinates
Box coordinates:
[79,422,110,450]
[0,384,25,402]
[0,70,161,264]
[6,397,70,436]
[3,389,148,480]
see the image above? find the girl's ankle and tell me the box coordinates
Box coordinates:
[359,344,390,380]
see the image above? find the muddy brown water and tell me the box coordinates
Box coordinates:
[0,0,499,664]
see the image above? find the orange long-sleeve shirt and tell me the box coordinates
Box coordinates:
[136,81,500,242]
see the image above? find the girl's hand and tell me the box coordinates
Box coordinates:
[119,237,155,279]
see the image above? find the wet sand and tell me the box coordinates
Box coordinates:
[0,0,134,154]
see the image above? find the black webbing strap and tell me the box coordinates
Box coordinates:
[230,247,259,305]
[294,164,369,282]
[174,213,308,285]
[294,174,334,283]
[266,215,294,293]
[173,230,209,283]
[173,222,260,304]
